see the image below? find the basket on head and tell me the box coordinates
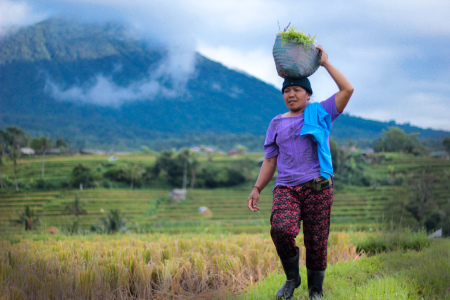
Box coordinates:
[273,34,321,78]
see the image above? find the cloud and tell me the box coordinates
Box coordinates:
[45,49,197,106]
[0,0,47,36]
[364,0,450,36]
[198,42,281,87]
[46,75,158,107]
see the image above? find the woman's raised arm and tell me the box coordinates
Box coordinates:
[316,45,354,113]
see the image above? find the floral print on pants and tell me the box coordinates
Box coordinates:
[270,184,333,271]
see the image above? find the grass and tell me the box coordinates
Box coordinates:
[0,152,448,298]
[239,238,449,300]
[0,231,361,299]
[0,230,445,299]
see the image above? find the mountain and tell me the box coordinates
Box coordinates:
[1,18,448,151]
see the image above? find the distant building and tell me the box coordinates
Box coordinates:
[21,148,35,155]
[429,151,449,160]
[81,149,108,155]
[169,189,187,203]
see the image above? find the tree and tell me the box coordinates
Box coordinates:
[64,194,88,217]
[152,150,184,187]
[374,127,423,154]
[56,137,68,149]
[329,139,345,174]
[64,194,87,234]
[70,164,94,190]
[235,144,248,155]
[141,146,151,154]
[178,148,200,189]
[100,209,126,234]
[235,156,256,187]
[406,175,437,228]
[11,205,40,230]
[123,162,144,189]
[31,136,53,180]
[188,151,200,189]
[443,137,450,153]
[0,127,26,192]
[0,142,5,190]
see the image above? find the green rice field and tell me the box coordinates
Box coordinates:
[0,152,448,234]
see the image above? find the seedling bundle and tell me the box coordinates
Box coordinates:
[273,26,321,78]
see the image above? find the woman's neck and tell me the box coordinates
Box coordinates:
[282,108,305,118]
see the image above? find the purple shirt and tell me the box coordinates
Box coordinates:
[264,94,340,188]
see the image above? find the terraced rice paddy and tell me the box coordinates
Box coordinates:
[0,152,448,234]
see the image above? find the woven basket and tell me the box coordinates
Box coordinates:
[273,34,321,78]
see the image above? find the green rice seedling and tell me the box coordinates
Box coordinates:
[279,26,316,50]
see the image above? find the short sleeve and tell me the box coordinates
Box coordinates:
[320,93,340,122]
[264,118,279,159]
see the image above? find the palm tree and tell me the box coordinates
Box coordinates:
[11,205,40,231]
[64,194,87,234]
[178,148,200,189]
[123,162,143,189]
[1,127,25,192]
[64,194,88,217]
[100,209,126,234]
[39,136,52,180]
[0,143,5,190]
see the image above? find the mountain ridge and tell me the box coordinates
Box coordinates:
[0,18,448,151]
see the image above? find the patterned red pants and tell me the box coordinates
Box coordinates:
[270,184,333,271]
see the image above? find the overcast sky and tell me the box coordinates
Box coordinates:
[1,0,449,131]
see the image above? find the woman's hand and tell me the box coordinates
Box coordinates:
[247,188,260,212]
[316,45,329,67]
[247,156,277,212]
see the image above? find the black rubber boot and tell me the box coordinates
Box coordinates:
[276,247,301,300]
[307,269,325,300]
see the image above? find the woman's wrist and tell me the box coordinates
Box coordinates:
[253,185,262,194]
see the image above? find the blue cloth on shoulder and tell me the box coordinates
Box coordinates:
[300,103,333,179]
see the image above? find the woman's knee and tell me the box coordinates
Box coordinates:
[270,224,299,240]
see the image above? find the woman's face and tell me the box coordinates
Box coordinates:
[283,86,310,113]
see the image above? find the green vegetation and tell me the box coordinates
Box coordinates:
[10,205,41,231]
[242,238,449,299]
[98,209,126,234]
[0,231,446,299]
[0,148,448,235]
[0,139,448,299]
[279,26,316,50]
[0,126,26,192]
[374,127,424,154]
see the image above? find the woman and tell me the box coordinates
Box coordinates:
[247,45,353,300]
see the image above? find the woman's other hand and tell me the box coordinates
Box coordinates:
[248,189,260,212]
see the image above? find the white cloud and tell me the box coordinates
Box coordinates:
[45,48,197,106]
[362,92,450,131]
[198,43,281,87]
[365,0,450,36]
[0,0,47,35]
[46,75,160,107]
